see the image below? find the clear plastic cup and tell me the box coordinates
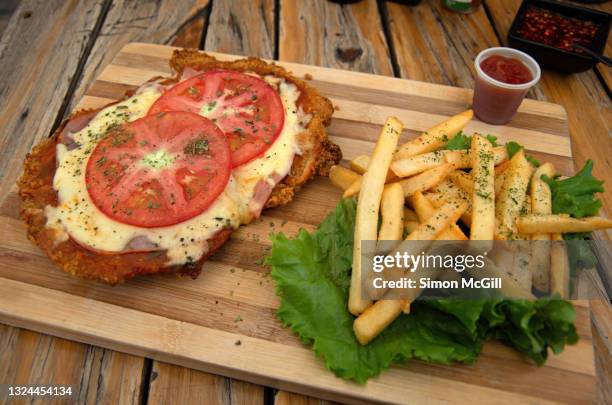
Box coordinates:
[472,47,541,125]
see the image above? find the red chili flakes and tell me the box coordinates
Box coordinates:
[516,6,600,53]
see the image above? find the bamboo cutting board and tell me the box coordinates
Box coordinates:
[0,43,595,404]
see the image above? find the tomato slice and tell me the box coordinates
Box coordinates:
[85,111,231,228]
[148,70,285,167]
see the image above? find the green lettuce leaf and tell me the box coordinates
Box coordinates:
[543,160,604,218]
[267,199,578,383]
[563,233,598,273]
[444,132,499,150]
[506,141,541,167]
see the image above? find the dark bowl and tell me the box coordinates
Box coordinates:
[508,0,611,73]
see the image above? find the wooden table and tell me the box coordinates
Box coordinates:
[0,0,610,403]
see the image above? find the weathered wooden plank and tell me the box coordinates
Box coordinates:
[0,0,19,37]
[588,1,612,93]
[484,0,612,215]
[0,0,107,205]
[170,4,210,49]
[2,277,591,405]
[148,362,265,404]
[67,0,211,113]
[0,324,146,404]
[279,0,393,75]
[589,299,612,405]
[383,0,498,89]
[275,390,338,405]
[204,0,275,59]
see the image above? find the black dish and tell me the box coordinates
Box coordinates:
[508,0,611,73]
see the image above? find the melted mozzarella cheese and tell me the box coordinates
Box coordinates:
[46,76,305,265]
[232,81,304,218]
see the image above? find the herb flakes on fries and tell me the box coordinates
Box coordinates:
[267,111,610,383]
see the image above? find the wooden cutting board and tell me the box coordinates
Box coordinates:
[0,43,595,404]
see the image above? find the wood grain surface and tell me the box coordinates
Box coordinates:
[0,324,146,404]
[0,0,107,208]
[148,362,264,405]
[384,0,497,88]
[0,1,609,403]
[205,0,275,59]
[66,0,211,115]
[279,0,393,76]
[0,42,595,405]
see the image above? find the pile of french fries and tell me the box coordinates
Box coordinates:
[329,111,612,346]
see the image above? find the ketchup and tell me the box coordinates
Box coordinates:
[479,55,533,85]
[473,49,539,125]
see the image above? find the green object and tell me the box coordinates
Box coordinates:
[267,198,578,383]
[542,160,604,271]
[505,141,541,166]
[563,232,598,272]
[444,132,498,150]
[542,160,604,218]
[444,0,474,13]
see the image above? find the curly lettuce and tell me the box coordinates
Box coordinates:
[267,198,578,383]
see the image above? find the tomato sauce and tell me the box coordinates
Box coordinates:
[473,49,539,125]
[479,55,533,85]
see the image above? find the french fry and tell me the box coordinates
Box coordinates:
[410,191,467,240]
[394,110,473,158]
[521,194,531,217]
[470,135,495,242]
[530,163,555,215]
[349,155,370,174]
[495,150,534,240]
[448,170,473,193]
[404,220,419,234]
[394,201,467,315]
[516,242,533,291]
[468,257,536,299]
[444,146,508,169]
[390,150,447,178]
[343,178,362,198]
[354,300,404,345]
[447,225,468,240]
[550,233,570,298]
[329,165,361,191]
[427,195,473,226]
[516,214,612,234]
[342,172,397,198]
[530,163,556,292]
[355,201,468,343]
[398,163,454,197]
[350,154,398,181]
[495,160,511,175]
[403,207,418,222]
[349,117,403,316]
[426,186,473,226]
[494,170,509,196]
[378,183,405,241]
[406,200,468,241]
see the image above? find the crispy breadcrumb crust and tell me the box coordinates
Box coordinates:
[18,51,340,284]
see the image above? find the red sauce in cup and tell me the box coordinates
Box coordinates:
[479,55,533,85]
[472,48,540,125]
